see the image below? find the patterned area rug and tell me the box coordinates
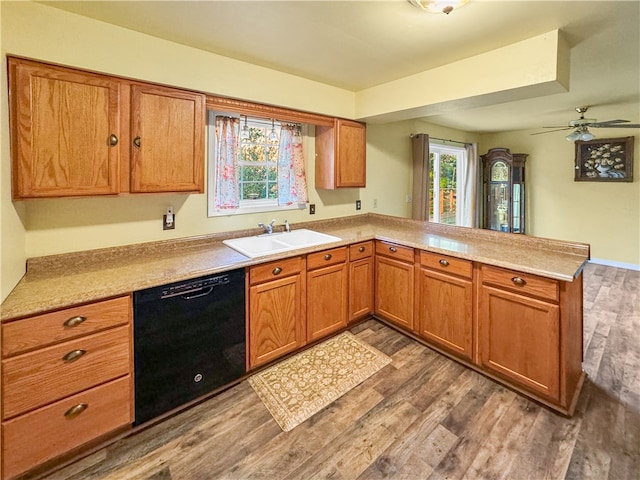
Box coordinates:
[248,331,392,432]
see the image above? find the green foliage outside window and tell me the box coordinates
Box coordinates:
[240,124,280,200]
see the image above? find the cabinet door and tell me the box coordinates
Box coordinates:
[336,119,366,188]
[479,285,560,401]
[307,263,348,341]
[315,118,366,189]
[249,274,305,368]
[349,257,374,322]
[130,84,205,193]
[417,268,473,360]
[10,58,121,198]
[375,256,414,330]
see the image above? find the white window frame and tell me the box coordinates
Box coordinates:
[207,111,307,217]
[429,143,466,225]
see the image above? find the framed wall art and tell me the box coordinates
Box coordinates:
[575,136,634,182]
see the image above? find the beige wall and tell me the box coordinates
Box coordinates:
[480,129,640,267]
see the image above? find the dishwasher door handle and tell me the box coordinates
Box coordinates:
[181,286,214,300]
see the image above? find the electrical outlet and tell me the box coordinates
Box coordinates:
[406,194,413,203]
[356,200,361,210]
[163,206,175,230]
[373,199,378,209]
[309,204,316,215]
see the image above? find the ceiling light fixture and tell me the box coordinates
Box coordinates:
[407,0,469,15]
[566,126,595,142]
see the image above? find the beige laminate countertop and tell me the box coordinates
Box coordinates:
[1,214,590,322]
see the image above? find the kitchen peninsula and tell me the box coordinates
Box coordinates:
[1,213,589,479]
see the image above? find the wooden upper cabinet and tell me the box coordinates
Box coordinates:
[315,118,366,189]
[130,84,205,193]
[9,58,121,199]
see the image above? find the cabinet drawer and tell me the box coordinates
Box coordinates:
[420,251,472,279]
[375,240,414,263]
[249,256,305,285]
[2,375,132,480]
[307,247,347,270]
[2,325,131,420]
[2,296,131,357]
[481,265,559,302]
[349,241,373,261]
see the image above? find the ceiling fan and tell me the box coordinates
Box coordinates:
[532,106,640,141]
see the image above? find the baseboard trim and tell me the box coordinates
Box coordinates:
[589,258,640,271]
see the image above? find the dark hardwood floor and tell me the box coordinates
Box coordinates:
[35,263,639,480]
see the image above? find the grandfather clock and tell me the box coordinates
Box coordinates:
[481,148,527,234]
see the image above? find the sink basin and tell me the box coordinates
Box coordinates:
[223,229,341,258]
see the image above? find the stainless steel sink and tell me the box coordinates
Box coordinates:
[223,229,341,258]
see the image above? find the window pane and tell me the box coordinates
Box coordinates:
[267,146,279,163]
[428,146,465,226]
[268,182,278,199]
[241,145,265,163]
[242,182,266,200]
[241,166,267,181]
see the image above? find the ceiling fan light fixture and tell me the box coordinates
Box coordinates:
[579,129,595,141]
[407,0,469,14]
[566,126,595,142]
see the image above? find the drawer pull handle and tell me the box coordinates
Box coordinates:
[64,403,88,419]
[439,259,450,267]
[63,315,86,328]
[62,349,86,363]
[358,246,365,253]
[512,276,527,286]
[389,246,397,253]
[272,267,283,275]
[324,254,332,261]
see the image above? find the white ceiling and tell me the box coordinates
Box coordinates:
[42,0,640,134]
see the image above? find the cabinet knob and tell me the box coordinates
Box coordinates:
[108,134,118,146]
[358,246,365,253]
[62,349,86,363]
[439,259,450,267]
[133,136,141,148]
[389,246,397,253]
[272,267,283,275]
[324,254,332,261]
[511,276,526,286]
[63,315,86,328]
[64,403,88,420]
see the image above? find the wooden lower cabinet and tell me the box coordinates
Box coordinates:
[2,376,131,480]
[417,268,473,361]
[248,257,306,369]
[307,247,348,342]
[477,264,584,411]
[479,285,560,400]
[374,241,414,330]
[1,296,133,479]
[348,241,374,323]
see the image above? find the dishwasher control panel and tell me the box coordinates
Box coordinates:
[160,274,230,298]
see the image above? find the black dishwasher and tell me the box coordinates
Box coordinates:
[133,268,246,425]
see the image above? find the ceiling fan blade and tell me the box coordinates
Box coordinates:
[531,128,572,135]
[541,126,571,129]
[589,119,628,126]
[592,123,640,128]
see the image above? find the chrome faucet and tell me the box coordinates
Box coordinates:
[284,219,291,233]
[258,219,276,234]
